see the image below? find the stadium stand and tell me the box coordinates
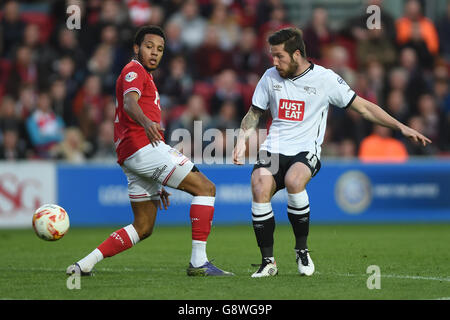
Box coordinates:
[0,0,449,162]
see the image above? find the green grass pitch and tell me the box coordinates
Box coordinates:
[0,223,449,300]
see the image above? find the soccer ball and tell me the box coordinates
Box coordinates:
[32,204,70,241]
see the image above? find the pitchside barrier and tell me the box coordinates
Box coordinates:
[0,160,449,227]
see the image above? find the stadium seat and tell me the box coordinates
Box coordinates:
[21,12,55,44]
[193,81,215,113]
[0,59,12,86]
[167,104,187,121]
[238,83,256,112]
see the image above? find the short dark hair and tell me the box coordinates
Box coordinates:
[268,27,306,58]
[134,25,166,46]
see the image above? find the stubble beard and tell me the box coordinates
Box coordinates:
[278,58,299,79]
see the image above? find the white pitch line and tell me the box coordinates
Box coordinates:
[0,267,63,272]
[382,274,450,282]
[2,267,449,283]
[316,271,450,282]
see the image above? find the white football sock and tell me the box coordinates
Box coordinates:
[287,190,309,209]
[190,240,208,267]
[77,248,104,272]
[124,224,140,244]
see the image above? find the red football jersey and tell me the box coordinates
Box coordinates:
[114,59,164,164]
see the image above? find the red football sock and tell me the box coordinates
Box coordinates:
[97,226,135,258]
[190,196,215,242]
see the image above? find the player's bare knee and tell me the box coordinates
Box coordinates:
[251,178,271,202]
[136,224,154,240]
[252,185,271,203]
[253,192,271,203]
[285,173,309,193]
[208,182,216,196]
[132,217,155,240]
[285,179,307,193]
[251,174,264,187]
[198,180,215,197]
[139,229,153,240]
[187,181,215,197]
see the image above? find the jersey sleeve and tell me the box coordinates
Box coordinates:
[327,70,357,109]
[251,70,270,110]
[122,64,146,98]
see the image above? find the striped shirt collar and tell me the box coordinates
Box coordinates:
[290,61,314,81]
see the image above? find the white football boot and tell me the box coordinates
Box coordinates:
[296,249,315,276]
[251,258,278,278]
[66,263,93,276]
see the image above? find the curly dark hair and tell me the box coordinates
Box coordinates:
[134,25,166,47]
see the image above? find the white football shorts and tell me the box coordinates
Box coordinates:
[121,142,194,202]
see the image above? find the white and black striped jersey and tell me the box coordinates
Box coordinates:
[252,63,356,158]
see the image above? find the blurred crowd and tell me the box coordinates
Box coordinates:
[0,0,449,163]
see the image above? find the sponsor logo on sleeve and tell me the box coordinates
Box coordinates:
[337,76,348,86]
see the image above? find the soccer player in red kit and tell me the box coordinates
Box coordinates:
[66,26,233,276]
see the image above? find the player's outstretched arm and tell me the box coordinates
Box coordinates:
[124,91,164,146]
[233,106,265,165]
[349,96,432,147]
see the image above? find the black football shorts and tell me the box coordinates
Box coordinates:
[252,150,321,192]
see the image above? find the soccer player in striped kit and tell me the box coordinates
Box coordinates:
[66,26,233,277]
[233,27,431,277]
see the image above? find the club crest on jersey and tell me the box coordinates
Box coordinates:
[304,86,316,95]
[125,71,138,82]
[278,99,305,121]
